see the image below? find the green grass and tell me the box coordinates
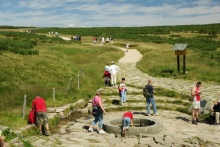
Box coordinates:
[135,42,220,82]
[0,37,123,129]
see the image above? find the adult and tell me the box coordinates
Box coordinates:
[101,37,105,46]
[144,80,158,116]
[104,63,110,72]
[88,91,106,134]
[191,81,202,125]
[122,111,133,135]
[103,71,111,86]
[119,78,127,105]
[106,37,109,45]
[110,37,113,45]
[32,94,51,136]
[126,42,129,52]
[103,63,110,86]
[212,100,220,125]
[109,61,119,87]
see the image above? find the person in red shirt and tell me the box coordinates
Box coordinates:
[191,81,202,125]
[32,94,51,136]
[122,111,134,135]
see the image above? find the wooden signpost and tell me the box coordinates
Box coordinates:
[172,44,188,73]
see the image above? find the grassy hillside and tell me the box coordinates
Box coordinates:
[0,32,123,128]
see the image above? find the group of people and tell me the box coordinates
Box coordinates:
[93,36,113,46]
[24,72,219,138]
[103,61,119,87]
[191,81,220,125]
[88,90,134,135]
[89,75,220,136]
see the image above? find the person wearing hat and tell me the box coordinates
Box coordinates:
[109,61,119,87]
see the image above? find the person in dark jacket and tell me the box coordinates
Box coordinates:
[212,100,220,125]
[145,80,158,116]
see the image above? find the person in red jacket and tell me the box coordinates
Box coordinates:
[32,94,51,136]
[122,111,134,135]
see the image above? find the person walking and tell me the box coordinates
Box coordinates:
[119,78,127,105]
[32,94,51,136]
[88,91,106,134]
[144,80,158,116]
[126,42,129,52]
[109,61,119,87]
[121,111,133,136]
[191,81,202,125]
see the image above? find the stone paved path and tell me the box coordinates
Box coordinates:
[25,44,220,147]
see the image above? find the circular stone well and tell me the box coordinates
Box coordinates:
[103,118,163,136]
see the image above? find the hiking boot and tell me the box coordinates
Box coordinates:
[192,120,198,125]
[153,113,159,116]
[45,131,51,136]
[88,127,93,132]
[196,118,200,123]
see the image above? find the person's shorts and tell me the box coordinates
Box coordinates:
[192,101,200,109]
[36,112,49,126]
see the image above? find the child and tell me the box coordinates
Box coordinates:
[118,78,127,105]
[121,111,133,136]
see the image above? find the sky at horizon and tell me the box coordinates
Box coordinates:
[0,0,220,27]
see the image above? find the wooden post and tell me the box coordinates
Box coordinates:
[22,95,27,119]
[183,55,186,74]
[53,87,55,102]
[78,74,80,89]
[81,68,84,79]
[177,55,180,72]
[65,78,72,94]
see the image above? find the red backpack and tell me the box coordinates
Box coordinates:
[28,110,36,124]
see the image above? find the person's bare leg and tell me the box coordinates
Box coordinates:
[195,109,199,121]
[192,109,195,121]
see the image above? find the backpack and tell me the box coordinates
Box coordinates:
[143,85,151,98]
[118,85,122,97]
[28,110,36,124]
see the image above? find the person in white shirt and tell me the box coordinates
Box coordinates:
[104,63,110,72]
[109,61,119,87]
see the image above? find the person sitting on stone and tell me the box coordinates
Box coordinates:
[211,100,220,125]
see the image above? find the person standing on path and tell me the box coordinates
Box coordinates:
[109,61,119,87]
[88,91,106,134]
[121,111,133,136]
[144,80,158,116]
[126,42,129,52]
[32,94,51,136]
[119,78,127,105]
[191,81,202,125]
